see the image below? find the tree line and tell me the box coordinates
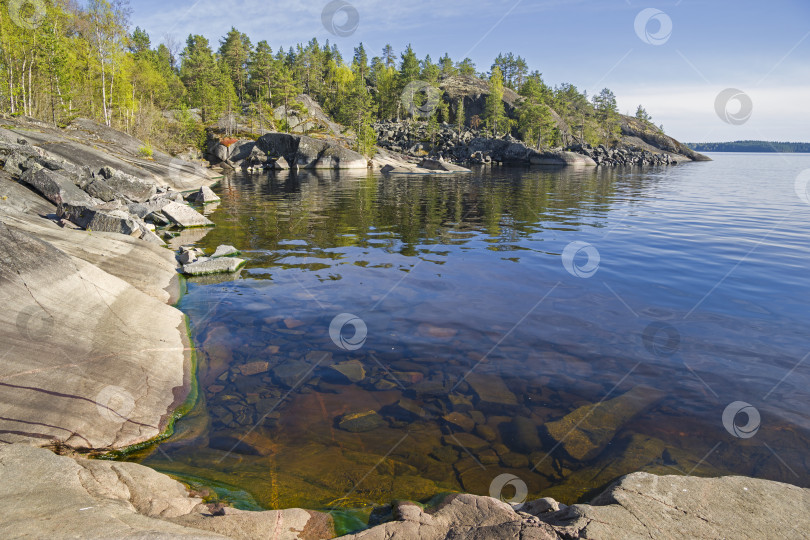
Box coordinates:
[0,0,650,155]
[686,141,810,153]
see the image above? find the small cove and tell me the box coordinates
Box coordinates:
[125,154,810,527]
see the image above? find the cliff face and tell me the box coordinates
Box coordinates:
[440,75,523,122]
[619,115,711,161]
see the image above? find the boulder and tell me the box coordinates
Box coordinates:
[160,201,214,228]
[256,133,368,169]
[57,202,140,235]
[295,136,367,169]
[273,156,291,169]
[181,257,246,276]
[20,165,97,207]
[99,167,157,202]
[211,245,240,258]
[227,140,255,166]
[186,185,221,204]
[85,178,122,202]
[529,151,597,167]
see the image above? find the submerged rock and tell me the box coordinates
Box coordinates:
[466,372,519,408]
[502,416,542,454]
[328,359,366,383]
[338,410,385,433]
[543,385,664,461]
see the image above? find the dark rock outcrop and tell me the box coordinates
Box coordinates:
[208,133,369,170]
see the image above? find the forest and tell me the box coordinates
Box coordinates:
[686,141,810,153]
[0,0,655,156]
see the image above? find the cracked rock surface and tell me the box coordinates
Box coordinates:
[0,444,334,539]
[0,174,189,450]
[339,473,810,540]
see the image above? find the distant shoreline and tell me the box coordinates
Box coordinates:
[686,141,810,153]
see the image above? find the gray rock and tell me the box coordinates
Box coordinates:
[0,220,187,449]
[2,149,34,176]
[339,472,810,540]
[20,165,97,207]
[417,158,471,173]
[541,472,810,539]
[186,185,221,204]
[86,178,122,202]
[100,168,157,202]
[256,132,368,169]
[178,249,201,265]
[181,257,245,276]
[57,202,139,235]
[211,245,240,258]
[0,444,334,540]
[161,201,214,228]
[227,140,255,166]
[127,202,151,218]
[0,117,216,192]
[296,136,368,169]
[273,156,290,169]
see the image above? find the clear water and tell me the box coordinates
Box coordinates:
[131,153,810,517]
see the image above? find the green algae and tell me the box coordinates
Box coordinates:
[97,313,200,461]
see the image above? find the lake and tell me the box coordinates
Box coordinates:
[128,153,810,524]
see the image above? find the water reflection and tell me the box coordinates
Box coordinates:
[131,157,810,517]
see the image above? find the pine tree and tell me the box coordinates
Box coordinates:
[219,28,252,103]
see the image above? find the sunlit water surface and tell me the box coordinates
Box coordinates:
[128,153,810,526]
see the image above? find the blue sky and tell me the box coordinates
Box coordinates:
[130,0,810,142]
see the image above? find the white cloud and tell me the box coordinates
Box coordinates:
[616,85,810,142]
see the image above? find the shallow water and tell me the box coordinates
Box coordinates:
[131,154,810,518]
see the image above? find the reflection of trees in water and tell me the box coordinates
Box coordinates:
[200,167,660,255]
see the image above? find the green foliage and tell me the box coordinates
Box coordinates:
[516,72,556,148]
[592,88,620,144]
[456,97,465,131]
[687,141,810,153]
[0,10,649,154]
[137,143,153,158]
[492,52,528,90]
[484,67,507,136]
[635,105,652,123]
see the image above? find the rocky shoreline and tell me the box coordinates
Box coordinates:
[0,116,805,539]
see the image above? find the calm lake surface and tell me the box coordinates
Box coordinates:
[131,153,810,521]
